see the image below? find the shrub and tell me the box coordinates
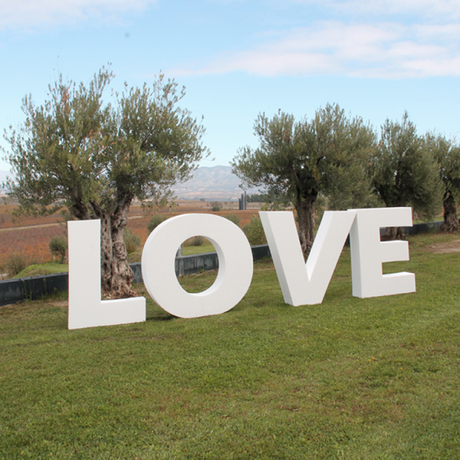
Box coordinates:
[211,201,221,212]
[243,215,267,246]
[4,253,30,278]
[191,235,205,246]
[123,229,141,254]
[182,235,207,247]
[224,214,240,227]
[49,235,68,263]
[147,215,167,234]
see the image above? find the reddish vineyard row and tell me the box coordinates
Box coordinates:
[0,204,260,270]
[0,225,67,269]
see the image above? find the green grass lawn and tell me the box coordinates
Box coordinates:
[13,262,69,279]
[181,242,216,256]
[1,232,460,459]
[128,242,216,263]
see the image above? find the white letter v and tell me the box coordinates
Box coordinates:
[260,210,356,306]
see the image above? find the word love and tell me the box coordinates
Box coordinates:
[67,207,415,330]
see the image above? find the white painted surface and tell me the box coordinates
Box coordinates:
[260,211,356,306]
[142,214,253,318]
[68,220,146,330]
[349,207,416,298]
[66,208,416,328]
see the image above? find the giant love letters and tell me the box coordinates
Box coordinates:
[68,207,416,330]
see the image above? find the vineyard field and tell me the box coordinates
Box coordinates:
[0,201,261,275]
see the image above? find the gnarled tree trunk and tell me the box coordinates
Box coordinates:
[71,189,137,299]
[100,215,136,298]
[380,200,406,241]
[441,191,459,233]
[99,193,136,299]
[381,226,405,241]
[295,196,316,258]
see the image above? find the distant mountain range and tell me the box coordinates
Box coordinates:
[173,165,260,200]
[0,166,260,201]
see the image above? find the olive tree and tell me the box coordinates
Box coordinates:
[371,112,441,238]
[3,67,208,298]
[232,104,376,256]
[424,133,460,232]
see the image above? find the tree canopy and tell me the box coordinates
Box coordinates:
[424,133,460,232]
[371,112,441,227]
[3,66,209,297]
[232,104,376,255]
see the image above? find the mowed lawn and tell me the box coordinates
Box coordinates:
[1,232,460,459]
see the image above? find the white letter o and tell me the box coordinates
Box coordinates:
[141,214,253,318]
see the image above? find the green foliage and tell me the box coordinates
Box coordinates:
[424,133,460,230]
[232,104,376,254]
[2,66,209,296]
[232,105,376,210]
[49,235,68,263]
[182,235,208,248]
[258,189,292,211]
[147,214,168,234]
[243,215,267,246]
[127,252,142,263]
[223,213,240,226]
[314,194,328,227]
[372,112,442,220]
[13,262,69,279]
[3,253,34,278]
[211,202,221,212]
[190,235,204,246]
[426,133,460,193]
[123,229,141,254]
[246,193,270,203]
[2,67,209,220]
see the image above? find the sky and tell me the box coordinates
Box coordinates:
[0,0,459,172]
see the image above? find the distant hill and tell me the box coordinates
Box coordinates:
[0,166,260,201]
[172,165,260,200]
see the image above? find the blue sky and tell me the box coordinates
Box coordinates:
[0,0,459,171]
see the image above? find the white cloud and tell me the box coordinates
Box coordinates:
[175,21,460,78]
[414,23,460,40]
[0,0,157,30]
[293,0,460,19]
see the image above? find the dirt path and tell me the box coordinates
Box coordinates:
[0,215,143,233]
[0,222,62,232]
[427,239,460,254]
